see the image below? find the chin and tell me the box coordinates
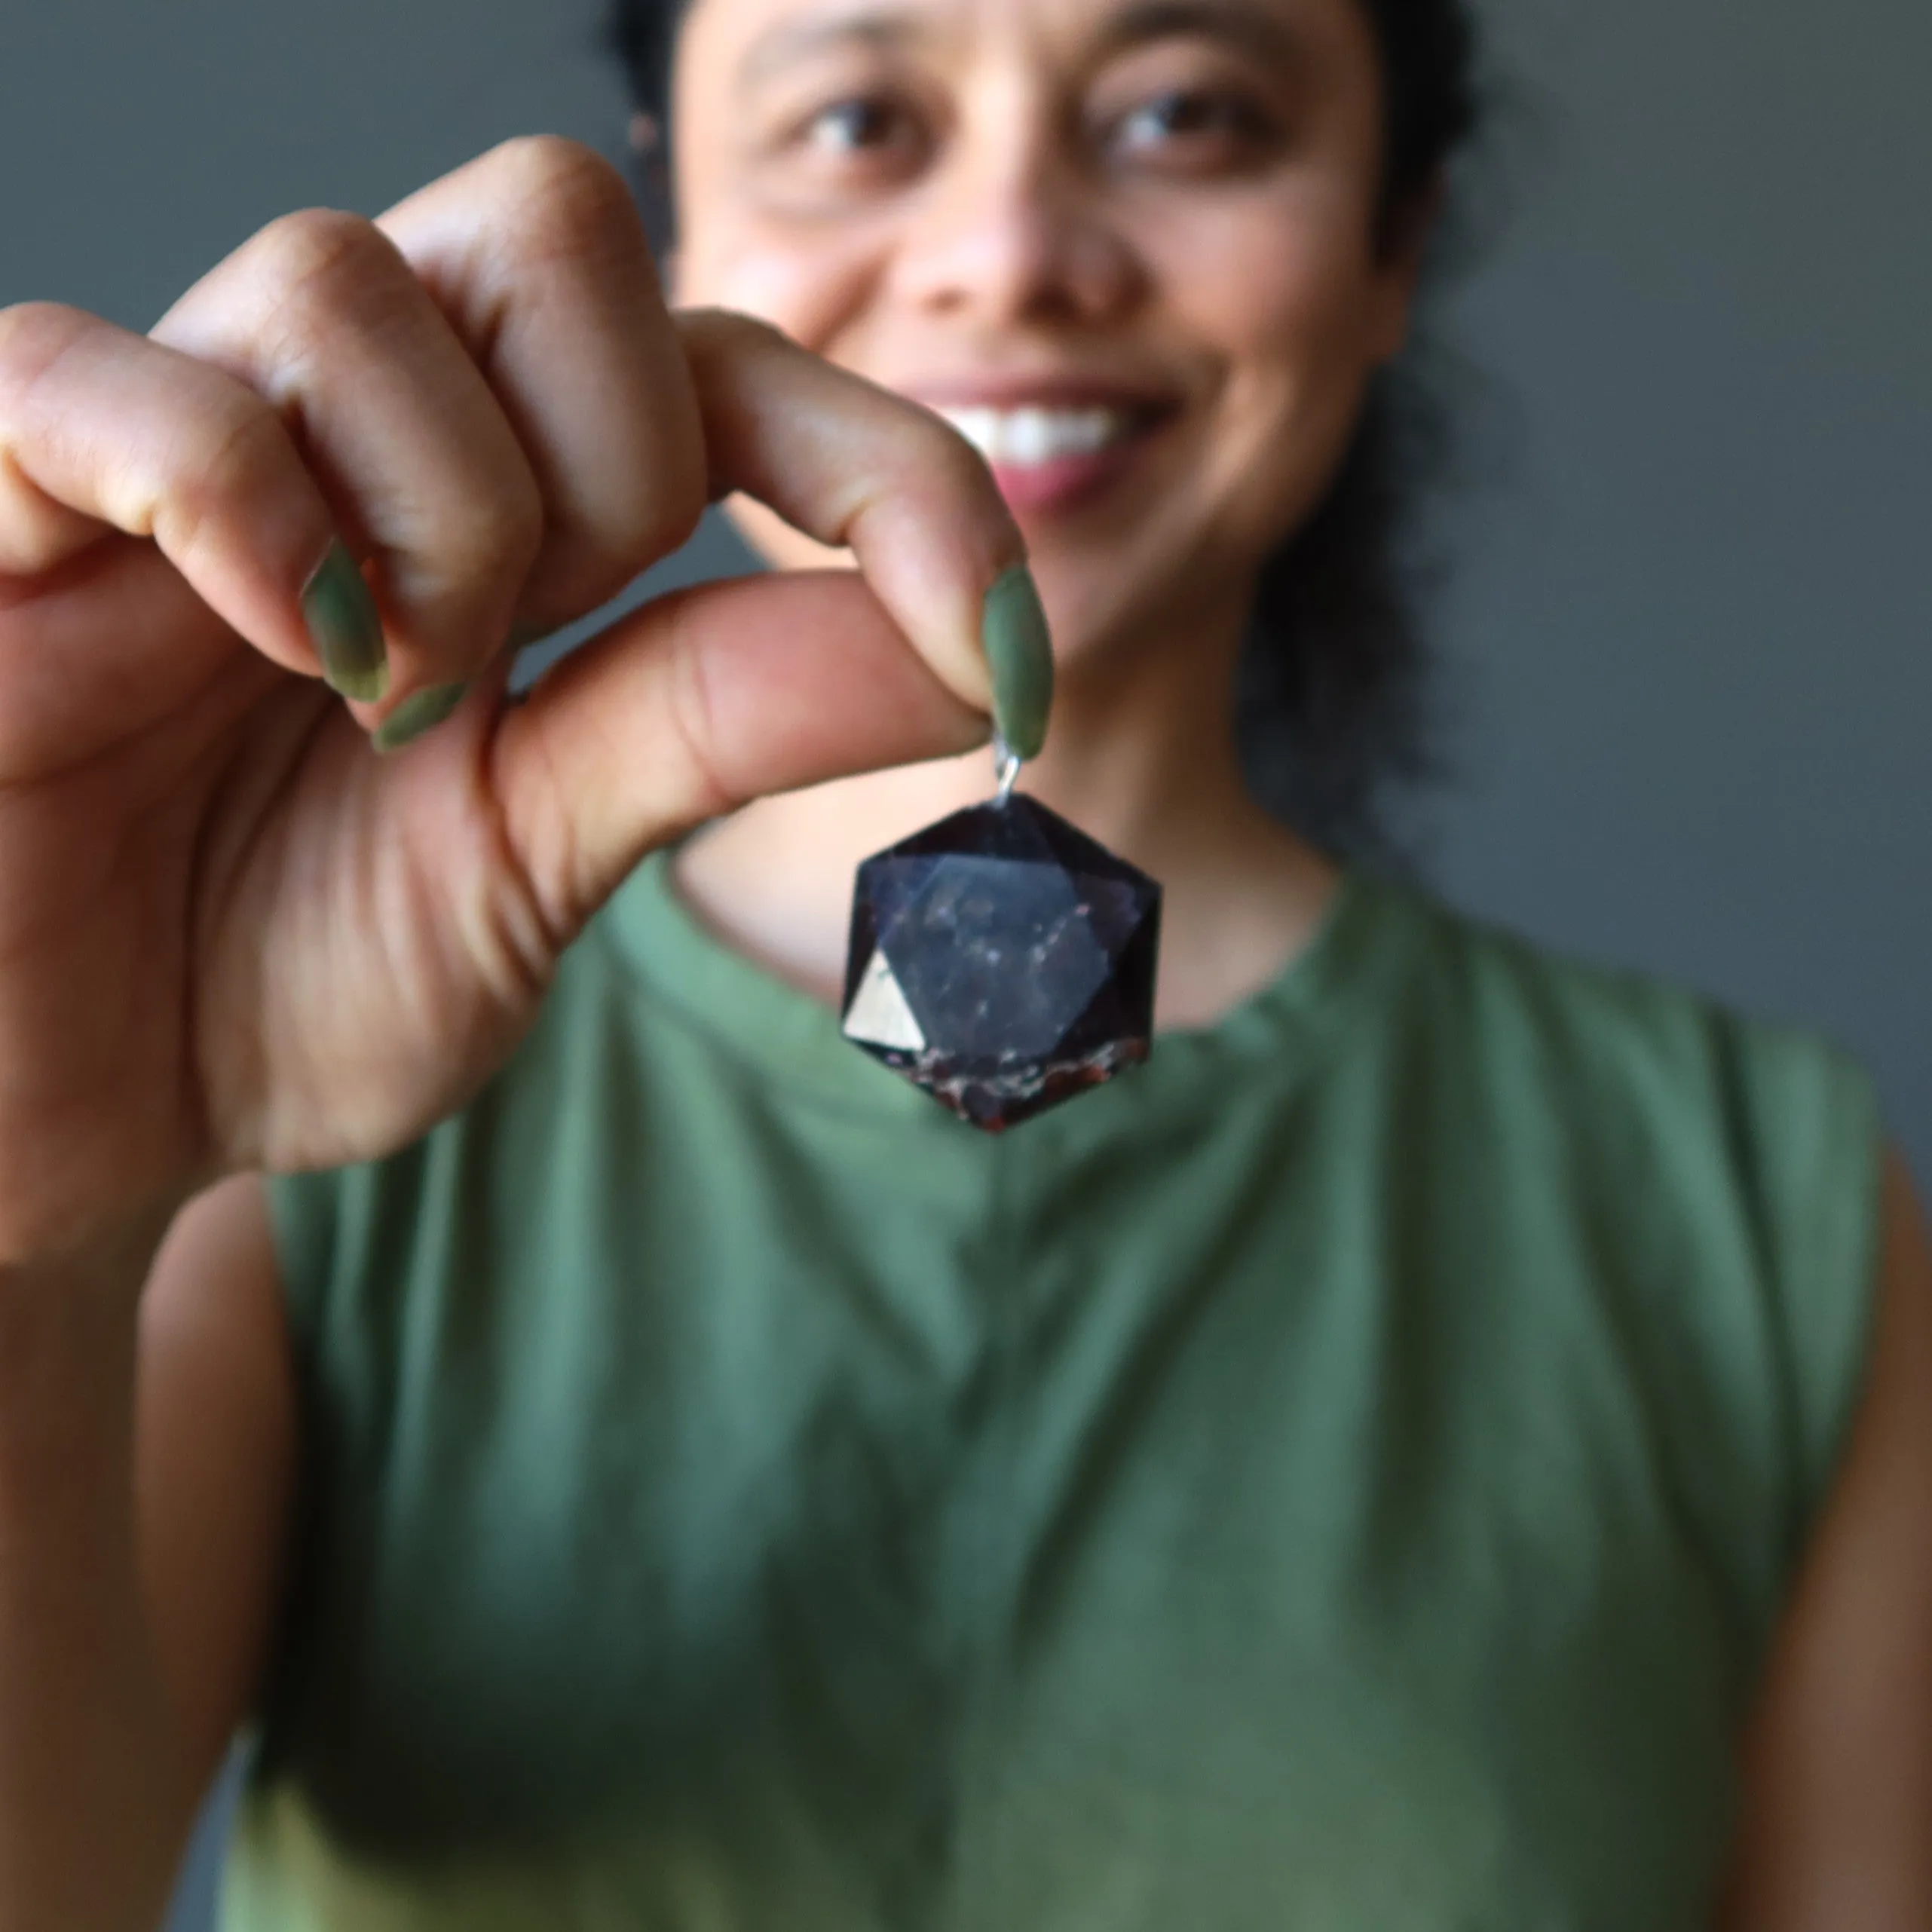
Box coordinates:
[1027,537,1242,669]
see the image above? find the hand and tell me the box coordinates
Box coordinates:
[0,136,1023,1266]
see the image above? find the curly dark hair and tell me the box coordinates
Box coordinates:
[605,0,1484,858]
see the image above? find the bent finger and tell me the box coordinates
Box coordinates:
[152,207,547,703]
[677,310,1044,734]
[375,137,706,638]
[0,302,341,683]
[491,571,990,944]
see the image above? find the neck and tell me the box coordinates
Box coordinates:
[674,581,1341,1031]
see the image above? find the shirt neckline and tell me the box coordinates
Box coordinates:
[599,844,1421,1128]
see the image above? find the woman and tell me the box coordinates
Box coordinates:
[0,0,1926,1926]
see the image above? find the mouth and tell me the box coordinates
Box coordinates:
[933,402,1159,465]
[926,396,1181,516]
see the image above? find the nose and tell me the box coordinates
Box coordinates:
[889,94,1144,327]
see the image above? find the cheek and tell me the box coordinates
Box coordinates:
[1186,195,1383,397]
[1159,205,1391,534]
[674,212,880,354]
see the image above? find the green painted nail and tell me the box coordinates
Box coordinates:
[372,681,469,755]
[981,564,1053,762]
[301,541,388,703]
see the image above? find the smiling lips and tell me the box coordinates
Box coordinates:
[932,400,1174,516]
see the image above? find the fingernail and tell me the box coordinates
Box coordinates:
[372,681,468,755]
[981,563,1054,762]
[301,542,389,703]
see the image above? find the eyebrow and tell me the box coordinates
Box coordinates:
[1093,0,1303,66]
[735,0,1304,93]
[736,9,926,88]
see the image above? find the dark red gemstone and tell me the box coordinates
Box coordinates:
[840,795,1162,1130]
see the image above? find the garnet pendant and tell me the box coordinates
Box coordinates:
[840,793,1162,1131]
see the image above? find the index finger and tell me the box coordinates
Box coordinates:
[676,309,1051,750]
[0,302,341,685]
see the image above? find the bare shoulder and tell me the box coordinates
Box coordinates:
[137,1174,299,1780]
[1720,1148,1932,1929]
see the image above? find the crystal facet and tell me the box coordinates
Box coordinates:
[841,795,1162,1131]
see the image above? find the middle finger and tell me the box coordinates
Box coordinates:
[374,137,707,638]
[152,204,545,702]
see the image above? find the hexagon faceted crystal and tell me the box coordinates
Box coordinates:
[840,795,1162,1131]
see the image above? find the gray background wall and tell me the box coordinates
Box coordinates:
[2,1,1927,1925]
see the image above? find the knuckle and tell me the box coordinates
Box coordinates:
[0,301,83,372]
[0,303,90,412]
[250,207,386,288]
[154,395,292,564]
[680,307,782,374]
[484,136,648,273]
[445,470,546,586]
[246,209,409,344]
[707,308,784,349]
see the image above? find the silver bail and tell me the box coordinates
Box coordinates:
[992,732,1022,805]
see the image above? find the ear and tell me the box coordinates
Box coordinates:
[1367,173,1447,364]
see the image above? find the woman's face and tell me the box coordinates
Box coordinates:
[669,0,1422,675]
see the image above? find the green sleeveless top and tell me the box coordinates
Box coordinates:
[227,855,1881,1932]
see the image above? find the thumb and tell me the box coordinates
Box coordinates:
[490,570,991,942]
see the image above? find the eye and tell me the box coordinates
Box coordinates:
[1106,87,1281,171]
[801,94,924,163]
[751,78,937,209]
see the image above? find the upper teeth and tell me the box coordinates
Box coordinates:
[937,406,1135,467]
